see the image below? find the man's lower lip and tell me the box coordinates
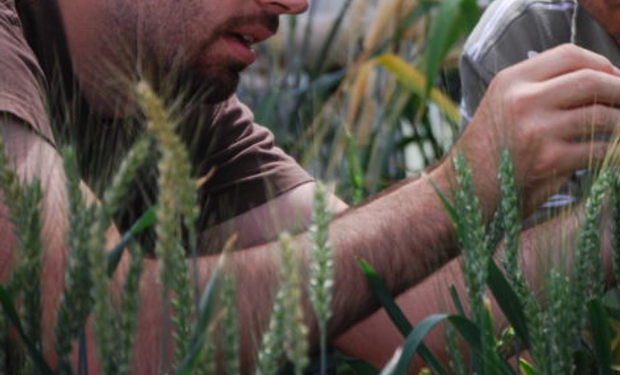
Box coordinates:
[223,36,256,65]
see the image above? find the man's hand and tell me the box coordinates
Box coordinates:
[440,44,620,218]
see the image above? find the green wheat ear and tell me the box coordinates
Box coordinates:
[497,148,547,368]
[94,123,153,374]
[54,148,96,369]
[278,234,309,375]
[308,181,334,375]
[117,243,144,375]
[84,118,153,374]
[498,149,522,284]
[65,141,123,375]
[544,269,575,375]
[89,210,117,375]
[102,135,153,215]
[135,80,197,370]
[521,288,545,372]
[255,275,286,375]
[572,168,612,327]
[452,153,487,319]
[452,152,504,374]
[256,233,309,375]
[7,177,44,372]
[0,132,45,372]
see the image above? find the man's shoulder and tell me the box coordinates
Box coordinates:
[0,0,26,41]
[464,0,575,65]
[208,95,254,129]
[0,0,19,22]
[0,0,56,146]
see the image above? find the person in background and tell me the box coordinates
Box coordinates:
[333,0,620,370]
[459,0,620,222]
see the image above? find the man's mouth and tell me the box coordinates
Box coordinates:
[231,33,256,47]
[222,25,274,66]
[223,33,258,65]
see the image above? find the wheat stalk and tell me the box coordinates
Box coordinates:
[54,148,96,368]
[278,233,309,375]
[446,323,466,375]
[453,153,487,320]
[256,233,310,375]
[102,135,153,215]
[115,243,144,374]
[195,327,217,375]
[308,182,334,375]
[573,168,612,305]
[135,80,197,370]
[544,270,575,375]
[499,149,522,283]
[497,148,548,367]
[255,279,286,375]
[89,210,118,375]
[0,123,45,370]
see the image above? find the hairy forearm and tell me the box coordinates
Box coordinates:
[185,168,459,372]
[326,170,458,333]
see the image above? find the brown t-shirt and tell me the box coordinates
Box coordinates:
[0,0,312,236]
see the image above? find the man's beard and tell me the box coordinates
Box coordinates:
[143,51,247,108]
[179,12,279,104]
[137,12,278,105]
[182,57,247,104]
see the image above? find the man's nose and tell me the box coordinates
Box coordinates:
[256,0,309,15]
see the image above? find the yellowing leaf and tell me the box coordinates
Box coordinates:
[375,53,460,124]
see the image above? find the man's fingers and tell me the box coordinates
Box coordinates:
[543,69,620,109]
[509,44,620,82]
[553,141,610,175]
[552,105,620,140]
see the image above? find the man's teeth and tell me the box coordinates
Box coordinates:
[235,34,255,45]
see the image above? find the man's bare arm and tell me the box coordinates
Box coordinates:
[198,182,348,251]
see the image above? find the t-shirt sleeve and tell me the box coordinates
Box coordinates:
[0,0,54,144]
[187,95,313,226]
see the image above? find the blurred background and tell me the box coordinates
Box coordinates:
[238,0,481,204]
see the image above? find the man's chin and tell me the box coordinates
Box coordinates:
[201,76,239,104]
[181,63,244,104]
